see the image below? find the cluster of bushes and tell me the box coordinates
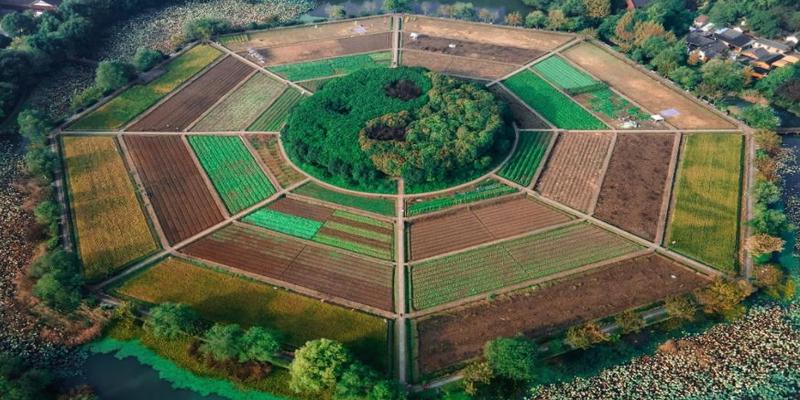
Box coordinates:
[120,301,404,399]
[0,0,186,125]
[747,130,797,301]
[283,68,510,191]
[71,48,164,111]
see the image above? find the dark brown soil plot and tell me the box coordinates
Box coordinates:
[128,57,254,132]
[182,223,394,311]
[489,85,550,129]
[403,34,542,64]
[416,253,709,373]
[124,135,225,244]
[401,50,518,80]
[594,134,675,241]
[249,33,392,66]
[267,197,333,221]
[408,196,571,261]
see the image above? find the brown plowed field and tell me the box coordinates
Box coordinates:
[536,132,613,213]
[402,34,541,64]
[489,85,550,129]
[127,57,254,132]
[562,42,735,130]
[594,134,676,241]
[248,33,392,66]
[226,16,392,52]
[248,135,305,188]
[408,196,571,260]
[182,223,394,311]
[401,50,518,80]
[123,135,225,244]
[415,253,709,373]
[267,197,333,221]
[402,16,573,51]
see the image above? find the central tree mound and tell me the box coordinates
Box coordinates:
[282,68,511,193]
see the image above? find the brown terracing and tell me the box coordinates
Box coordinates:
[415,253,710,373]
[123,135,225,244]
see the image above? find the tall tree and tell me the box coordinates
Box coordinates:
[584,0,611,18]
[145,303,201,339]
[200,324,244,362]
[1,12,37,37]
[483,337,538,381]
[289,339,352,394]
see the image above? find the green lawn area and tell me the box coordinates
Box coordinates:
[293,182,396,216]
[115,257,389,370]
[667,133,743,271]
[503,69,606,130]
[188,135,275,214]
[269,52,392,81]
[69,45,221,131]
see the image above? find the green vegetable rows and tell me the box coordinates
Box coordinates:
[585,87,649,120]
[503,70,606,130]
[188,135,275,214]
[247,88,304,132]
[411,222,642,309]
[193,74,286,131]
[242,208,322,239]
[405,180,517,217]
[294,182,395,216]
[269,52,392,81]
[498,132,553,186]
[533,56,603,94]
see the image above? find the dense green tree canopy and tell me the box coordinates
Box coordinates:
[283,68,511,192]
[289,339,352,394]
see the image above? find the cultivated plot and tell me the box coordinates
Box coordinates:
[127,57,254,132]
[269,52,392,81]
[667,133,743,271]
[594,133,676,241]
[248,135,305,188]
[247,88,304,132]
[187,135,275,214]
[410,222,642,310]
[503,70,607,130]
[123,135,225,244]
[498,131,554,187]
[293,182,396,217]
[408,196,571,261]
[415,253,709,373]
[69,45,221,131]
[191,73,285,132]
[401,50,518,81]
[536,132,613,213]
[562,42,736,130]
[62,136,158,281]
[403,33,542,64]
[487,85,550,129]
[249,32,392,66]
[243,197,395,260]
[181,224,394,311]
[115,257,389,369]
[405,179,517,217]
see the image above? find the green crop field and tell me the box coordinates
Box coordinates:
[405,180,517,217]
[115,257,388,369]
[498,132,553,186]
[188,135,275,214]
[533,56,603,94]
[503,70,607,130]
[69,45,221,130]
[192,74,285,131]
[249,135,305,188]
[268,52,392,81]
[667,133,743,271]
[247,88,304,132]
[584,87,649,121]
[294,182,396,216]
[411,222,641,309]
[242,208,322,239]
[62,136,159,281]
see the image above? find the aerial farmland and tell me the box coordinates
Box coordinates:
[9,5,780,399]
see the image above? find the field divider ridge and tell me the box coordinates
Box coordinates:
[587,131,618,216]
[120,52,229,132]
[116,135,172,250]
[180,134,231,217]
[655,132,683,246]
[241,134,282,191]
[183,68,259,132]
[408,248,655,318]
[209,41,312,96]
[395,178,408,383]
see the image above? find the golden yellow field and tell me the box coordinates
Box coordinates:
[63,136,159,281]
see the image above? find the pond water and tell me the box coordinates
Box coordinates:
[67,352,226,400]
[310,0,532,19]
